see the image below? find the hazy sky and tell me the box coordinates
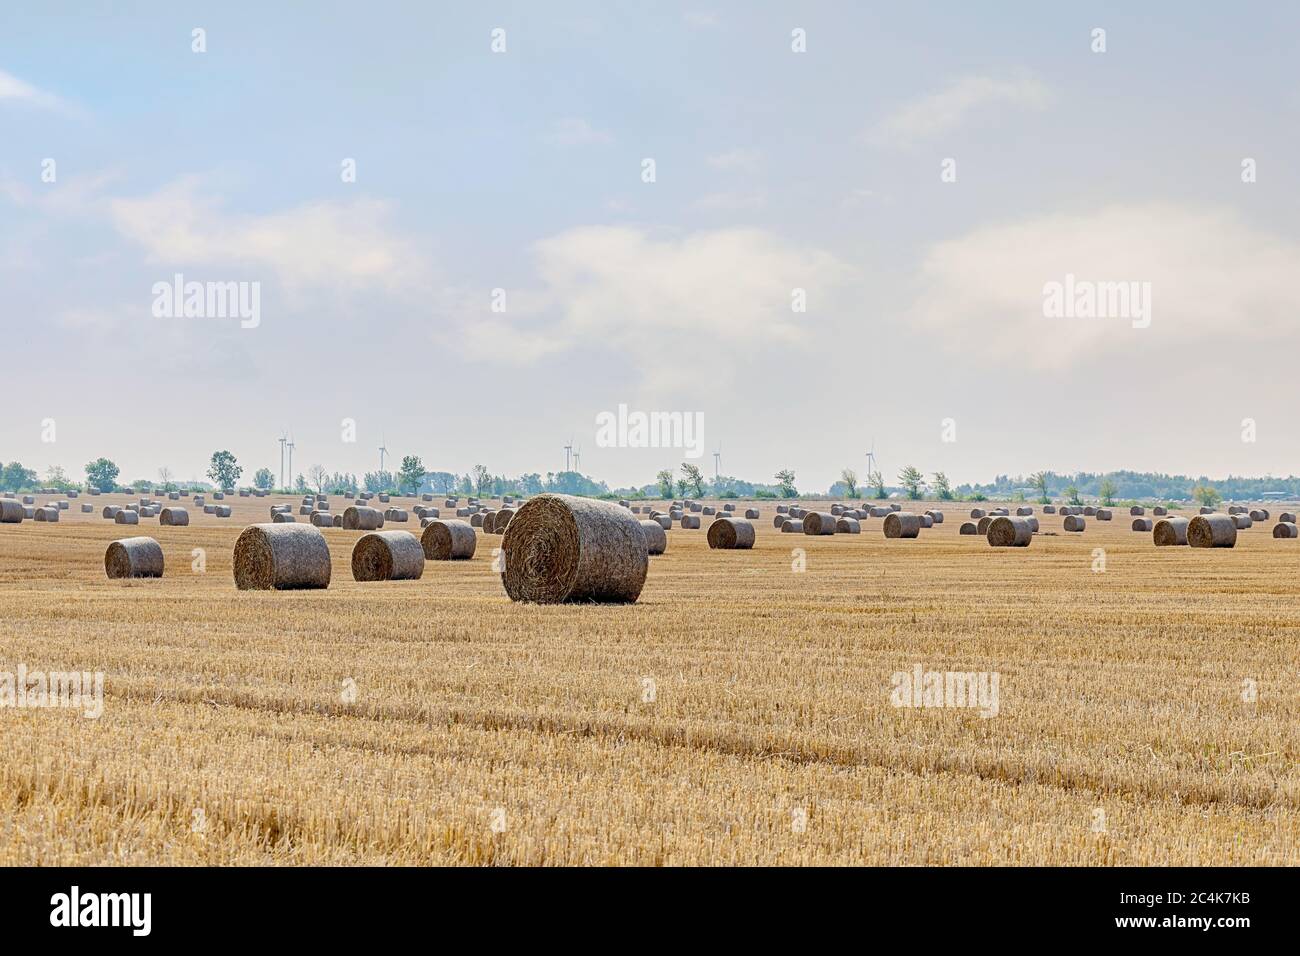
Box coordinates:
[4,2,1299,490]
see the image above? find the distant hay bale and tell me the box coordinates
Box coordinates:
[1273,522,1298,539]
[976,515,995,535]
[238,489,249,497]
[343,506,384,531]
[689,503,702,512]
[1228,506,1246,515]
[500,494,647,604]
[470,513,484,527]
[773,514,788,529]
[233,523,332,590]
[652,514,672,530]
[987,515,1033,547]
[1232,513,1252,529]
[159,507,189,527]
[776,505,789,514]
[722,503,735,512]
[802,512,837,535]
[1043,505,1056,514]
[384,508,408,523]
[419,519,477,560]
[1096,509,1112,521]
[1083,506,1096,516]
[273,511,296,523]
[702,506,716,515]
[1153,517,1189,546]
[495,510,514,532]
[744,508,759,519]
[680,514,701,529]
[311,512,334,528]
[639,519,668,555]
[481,510,498,533]
[205,505,217,514]
[298,505,313,515]
[1281,512,1297,524]
[830,504,844,516]
[22,495,34,505]
[456,507,471,517]
[102,506,121,519]
[332,514,343,527]
[889,504,902,512]
[444,498,457,508]
[0,500,26,523]
[1130,506,1145,516]
[883,513,922,539]
[1153,506,1167,516]
[378,494,390,503]
[1187,514,1237,548]
[422,494,433,502]
[1249,509,1269,522]
[1063,515,1086,532]
[1024,517,1040,532]
[959,522,977,535]
[789,507,806,518]
[1131,518,1153,531]
[870,507,890,518]
[926,511,944,523]
[970,508,986,519]
[352,530,425,581]
[1199,507,1214,514]
[113,509,138,525]
[780,519,804,533]
[836,516,861,534]
[104,536,164,579]
[707,517,755,550]
[56,500,68,510]
[919,514,934,528]
[1015,506,1034,516]
[80,503,93,513]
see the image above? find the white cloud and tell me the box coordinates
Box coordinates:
[107,179,426,293]
[473,226,855,392]
[872,72,1052,146]
[0,67,70,112]
[908,203,1300,368]
[706,148,762,173]
[694,191,766,211]
[546,117,612,147]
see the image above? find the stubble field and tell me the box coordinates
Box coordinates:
[1,494,1296,865]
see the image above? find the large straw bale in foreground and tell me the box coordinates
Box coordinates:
[234,523,331,590]
[639,519,668,555]
[500,494,647,604]
[1187,514,1236,549]
[352,530,425,581]
[987,515,1033,547]
[104,536,164,579]
[707,517,755,549]
[420,519,477,560]
[0,500,24,523]
[1153,517,1189,546]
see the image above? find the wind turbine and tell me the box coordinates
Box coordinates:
[564,438,573,472]
[713,445,722,484]
[573,444,582,472]
[865,439,878,486]
[286,432,295,490]
[278,433,288,490]
[378,432,388,475]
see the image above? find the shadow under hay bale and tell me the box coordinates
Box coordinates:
[500,494,647,604]
[233,523,331,590]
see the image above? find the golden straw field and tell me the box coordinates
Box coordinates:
[1,495,1297,865]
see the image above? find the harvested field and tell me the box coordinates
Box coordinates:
[0,493,1297,865]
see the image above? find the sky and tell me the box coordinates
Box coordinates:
[3,2,1300,491]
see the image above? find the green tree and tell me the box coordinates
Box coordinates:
[472,464,490,497]
[1192,483,1221,509]
[398,455,426,495]
[680,463,705,498]
[840,468,859,497]
[207,450,242,492]
[84,457,120,493]
[774,469,798,498]
[1098,476,1118,507]
[1030,471,1050,504]
[1065,483,1082,506]
[254,467,274,491]
[868,471,886,499]
[932,472,953,500]
[656,469,675,499]
[898,465,924,500]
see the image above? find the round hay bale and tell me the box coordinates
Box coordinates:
[969,508,986,519]
[652,514,671,530]
[1280,512,1297,524]
[0,500,24,523]
[1273,522,1299,539]
[1063,515,1086,532]
[104,536,164,579]
[311,512,334,528]
[680,514,701,529]
[1228,506,1246,515]
[926,511,944,524]
[835,516,861,534]
[1233,513,1253,529]
[422,494,434,502]
[1131,518,1153,531]
[776,505,789,514]
[639,519,668,555]
[1015,506,1033,516]
[1130,506,1144,516]
[215,505,231,518]
[22,496,34,505]
[343,506,384,531]
[773,514,788,529]
[976,515,995,535]
[722,503,735,512]
[113,509,138,525]
[1043,505,1056,514]
[205,504,218,514]
[495,510,514,532]
[1096,509,1112,521]
[987,515,1032,547]
[444,498,457,508]
[919,514,934,528]
[80,502,93,513]
[1199,507,1214,515]
[869,507,890,518]
[889,504,902,512]
[802,512,837,535]
[351,530,425,581]
[470,513,484,528]
[233,523,331,590]
[333,514,343,527]
[420,519,477,560]
[883,513,922,539]
[1153,506,1167,516]
[702,506,716,515]
[378,494,391,503]
[102,505,121,519]
[499,494,647,604]
[1025,517,1040,532]
[384,508,409,523]
[481,510,498,534]
[744,508,760,519]
[780,519,804,533]
[1153,517,1189,546]
[830,504,844,516]
[707,517,755,549]
[689,503,703,512]
[272,512,296,523]
[1187,514,1237,548]
[159,507,189,527]
[1083,506,1097,516]
[1249,509,1269,522]
[455,507,471,517]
